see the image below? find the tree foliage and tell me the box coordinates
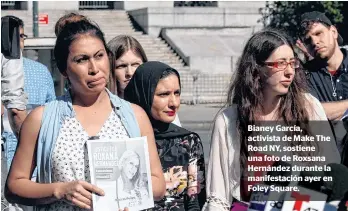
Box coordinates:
[260,1,345,42]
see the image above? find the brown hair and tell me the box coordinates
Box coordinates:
[298,20,330,42]
[107,35,148,94]
[54,20,109,76]
[226,29,317,193]
[54,13,89,37]
[54,13,115,90]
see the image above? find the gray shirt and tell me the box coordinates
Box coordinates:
[1,53,28,110]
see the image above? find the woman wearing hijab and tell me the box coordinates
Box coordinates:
[107,35,182,127]
[124,61,206,210]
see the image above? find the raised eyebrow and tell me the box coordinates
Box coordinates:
[73,49,105,60]
[72,54,89,61]
[94,49,106,56]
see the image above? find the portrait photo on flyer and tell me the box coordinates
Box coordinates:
[87,136,154,211]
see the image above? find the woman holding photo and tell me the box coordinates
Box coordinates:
[125,61,206,210]
[202,29,341,211]
[5,19,165,210]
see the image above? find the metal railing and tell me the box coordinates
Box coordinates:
[79,1,110,9]
[180,71,232,104]
[174,1,218,7]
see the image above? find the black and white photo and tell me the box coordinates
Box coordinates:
[87,137,153,211]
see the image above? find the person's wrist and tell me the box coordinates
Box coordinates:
[52,182,65,200]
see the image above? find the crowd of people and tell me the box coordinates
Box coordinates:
[1,10,347,211]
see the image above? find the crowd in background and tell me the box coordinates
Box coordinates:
[1,10,348,211]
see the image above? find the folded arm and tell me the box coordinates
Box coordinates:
[321,100,348,121]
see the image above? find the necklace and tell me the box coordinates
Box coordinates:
[329,74,337,97]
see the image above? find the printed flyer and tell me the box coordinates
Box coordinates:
[87,136,153,211]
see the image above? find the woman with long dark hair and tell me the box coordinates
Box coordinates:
[202,29,340,211]
[5,18,165,211]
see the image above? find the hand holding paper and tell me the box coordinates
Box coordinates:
[53,180,104,210]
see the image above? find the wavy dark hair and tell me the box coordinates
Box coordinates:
[226,28,317,172]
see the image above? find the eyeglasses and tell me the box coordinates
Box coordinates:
[263,59,300,70]
[20,33,28,40]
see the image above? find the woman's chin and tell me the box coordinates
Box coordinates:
[162,117,176,124]
[275,87,290,96]
[86,85,106,93]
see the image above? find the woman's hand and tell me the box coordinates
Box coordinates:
[119,208,129,211]
[53,180,104,209]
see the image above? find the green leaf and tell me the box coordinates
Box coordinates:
[259,1,345,40]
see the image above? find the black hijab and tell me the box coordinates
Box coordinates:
[124,61,192,139]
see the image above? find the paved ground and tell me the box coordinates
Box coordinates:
[178,104,223,163]
[178,104,222,128]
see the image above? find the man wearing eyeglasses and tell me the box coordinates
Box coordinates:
[1,15,28,137]
[297,11,348,159]
[2,17,56,208]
